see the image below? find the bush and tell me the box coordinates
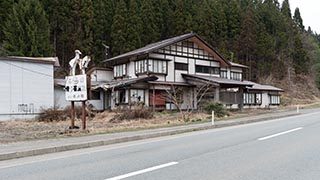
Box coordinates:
[203,101,229,117]
[38,106,84,122]
[111,105,153,122]
[38,107,67,122]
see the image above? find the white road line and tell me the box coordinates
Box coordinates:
[105,162,179,180]
[258,127,303,141]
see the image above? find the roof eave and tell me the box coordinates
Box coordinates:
[193,34,231,67]
[103,33,196,64]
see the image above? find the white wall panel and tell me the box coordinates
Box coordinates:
[0,59,54,121]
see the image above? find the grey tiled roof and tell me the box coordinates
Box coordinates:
[229,61,249,68]
[54,79,107,87]
[243,81,284,92]
[104,33,195,62]
[182,74,253,86]
[92,76,158,90]
[1,56,59,66]
[103,33,231,67]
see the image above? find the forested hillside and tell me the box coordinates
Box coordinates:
[1,0,320,99]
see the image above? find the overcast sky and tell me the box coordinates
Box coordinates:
[284,0,320,33]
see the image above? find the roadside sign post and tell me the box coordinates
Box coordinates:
[65,50,91,130]
[82,101,86,130]
[71,101,75,129]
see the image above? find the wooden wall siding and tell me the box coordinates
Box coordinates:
[149,90,166,110]
[220,92,241,104]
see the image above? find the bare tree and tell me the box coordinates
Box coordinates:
[163,82,213,122]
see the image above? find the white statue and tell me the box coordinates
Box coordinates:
[78,55,91,74]
[69,50,82,76]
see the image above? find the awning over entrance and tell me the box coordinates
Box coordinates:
[92,76,158,91]
[148,81,194,87]
[182,74,253,88]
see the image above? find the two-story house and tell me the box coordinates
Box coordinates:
[96,33,283,111]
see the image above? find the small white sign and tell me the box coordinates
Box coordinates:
[65,74,87,101]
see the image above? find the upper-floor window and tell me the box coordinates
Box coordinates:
[135,59,148,74]
[195,65,219,74]
[114,64,126,78]
[220,70,228,78]
[135,59,167,75]
[230,71,242,81]
[175,62,188,71]
[156,40,215,61]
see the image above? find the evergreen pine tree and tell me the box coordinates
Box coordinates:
[140,0,161,44]
[293,8,304,31]
[69,0,94,57]
[111,0,128,55]
[236,2,258,79]
[92,0,114,62]
[213,0,228,53]
[193,0,216,46]
[127,0,142,51]
[3,0,52,56]
[292,31,308,74]
[169,0,193,37]
[152,0,167,39]
[40,0,72,66]
[221,0,240,52]
[0,0,15,44]
[280,0,291,19]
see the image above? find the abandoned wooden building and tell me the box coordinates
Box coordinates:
[77,32,283,111]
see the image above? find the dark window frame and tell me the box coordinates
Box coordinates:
[230,71,242,81]
[90,91,100,100]
[269,95,280,105]
[195,65,220,74]
[156,40,215,61]
[243,93,262,105]
[174,62,188,71]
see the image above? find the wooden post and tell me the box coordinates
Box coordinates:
[82,101,86,130]
[214,87,220,102]
[70,101,75,129]
[239,86,244,112]
[153,85,155,112]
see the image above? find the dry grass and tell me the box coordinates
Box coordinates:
[0,111,208,143]
[260,74,320,106]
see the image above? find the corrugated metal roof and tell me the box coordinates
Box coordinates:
[103,33,231,67]
[1,56,60,66]
[104,33,195,63]
[54,79,107,87]
[243,81,283,92]
[92,76,158,90]
[182,74,253,86]
[229,61,249,68]
[148,81,194,86]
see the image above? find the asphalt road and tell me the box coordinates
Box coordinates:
[0,111,319,180]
